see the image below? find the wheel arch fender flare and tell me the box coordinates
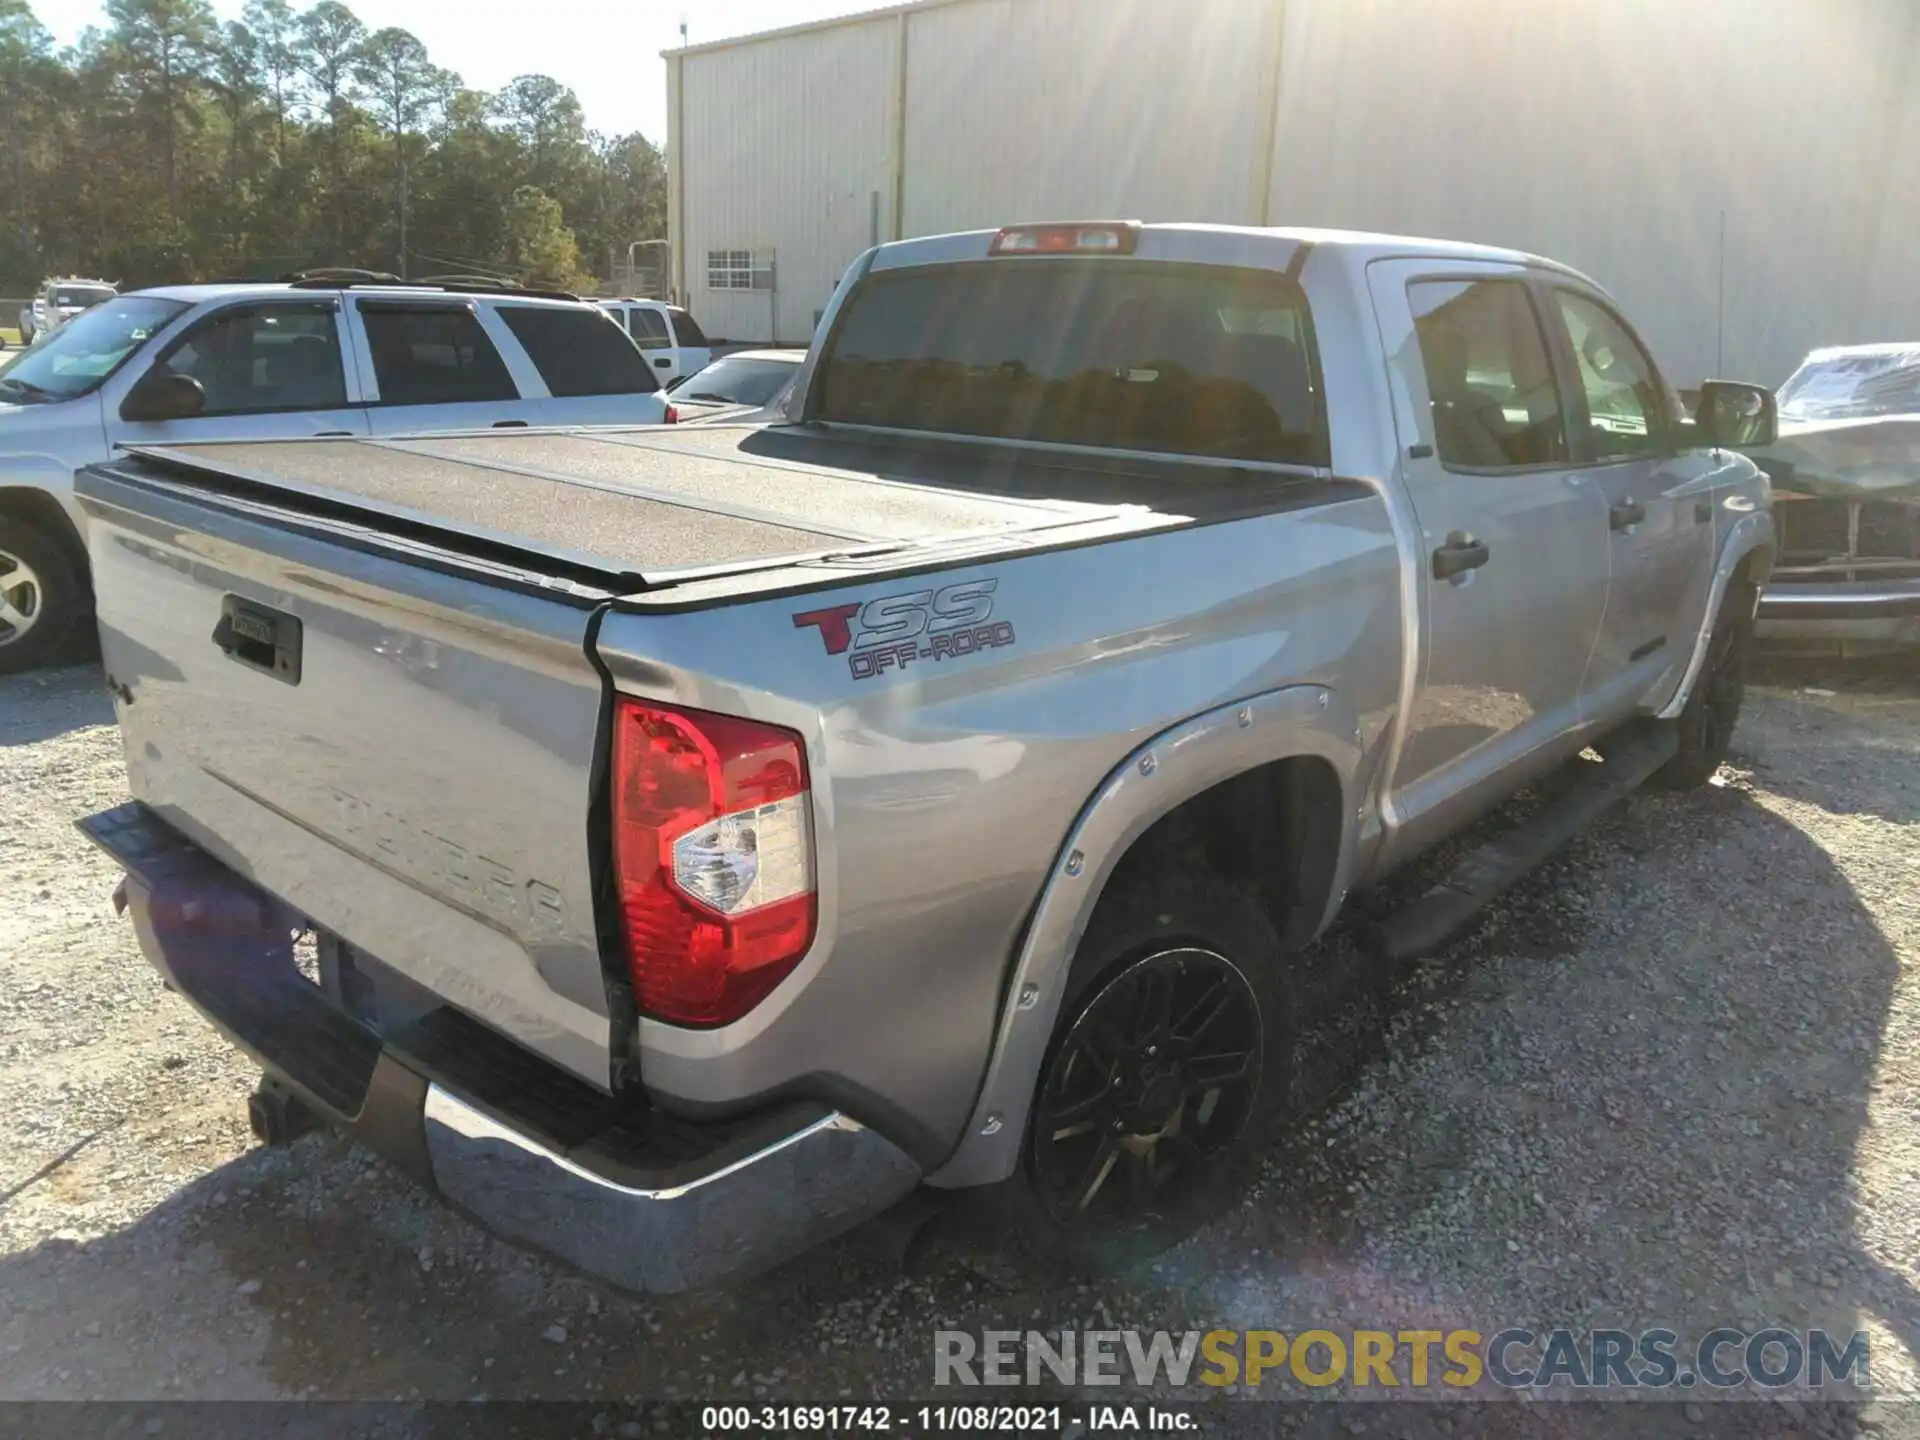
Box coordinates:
[927,682,1366,1189]
[0,463,92,572]
[1657,508,1775,722]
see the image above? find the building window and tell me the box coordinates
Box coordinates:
[708,250,757,290]
[707,250,773,291]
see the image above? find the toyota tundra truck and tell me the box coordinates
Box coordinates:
[75,223,1779,1291]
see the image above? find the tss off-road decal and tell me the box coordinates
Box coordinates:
[794,578,1016,680]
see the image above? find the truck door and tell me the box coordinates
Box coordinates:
[1541,286,1718,719]
[1367,259,1614,860]
[346,298,540,433]
[109,299,370,447]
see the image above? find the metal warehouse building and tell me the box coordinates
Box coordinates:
[665,0,1920,386]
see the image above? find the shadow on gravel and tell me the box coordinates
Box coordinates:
[0,661,112,745]
[1168,727,1913,1428]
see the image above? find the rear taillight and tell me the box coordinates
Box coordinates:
[663,403,679,424]
[611,698,815,1027]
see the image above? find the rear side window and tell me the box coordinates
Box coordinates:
[667,307,709,347]
[360,304,517,405]
[816,259,1326,466]
[498,305,658,396]
[1408,279,1567,470]
[627,307,671,349]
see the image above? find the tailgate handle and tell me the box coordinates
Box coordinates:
[213,596,302,686]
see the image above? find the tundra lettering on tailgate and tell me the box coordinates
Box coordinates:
[793,578,1016,680]
[328,787,571,938]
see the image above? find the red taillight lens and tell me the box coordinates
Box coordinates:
[663,403,680,424]
[611,698,815,1027]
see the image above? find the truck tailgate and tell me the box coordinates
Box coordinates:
[77,461,621,1089]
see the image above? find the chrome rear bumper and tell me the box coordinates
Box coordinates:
[422,1090,918,1294]
[1757,578,1920,647]
[78,802,921,1294]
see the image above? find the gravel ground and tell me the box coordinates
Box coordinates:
[2,656,1917,1436]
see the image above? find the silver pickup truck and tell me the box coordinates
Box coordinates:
[76,222,1779,1292]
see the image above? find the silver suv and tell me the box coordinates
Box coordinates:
[0,275,671,672]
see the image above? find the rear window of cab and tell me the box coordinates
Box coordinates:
[814,258,1327,468]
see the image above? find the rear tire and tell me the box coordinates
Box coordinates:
[0,519,82,676]
[983,866,1294,1275]
[1649,578,1756,791]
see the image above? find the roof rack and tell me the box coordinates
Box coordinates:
[279,267,403,284]
[279,270,581,304]
[414,273,517,288]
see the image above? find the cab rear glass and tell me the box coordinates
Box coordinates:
[814,258,1328,467]
[666,307,709,347]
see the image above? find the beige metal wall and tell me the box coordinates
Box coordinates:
[899,0,1282,237]
[672,0,1920,378]
[1268,0,1920,385]
[671,13,900,343]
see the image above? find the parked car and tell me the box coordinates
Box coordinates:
[1751,343,1920,650]
[0,275,671,672]
[666,348,802,421]
[74,221,1776,1293]
[594,298,712,385]
[18,276,118,346]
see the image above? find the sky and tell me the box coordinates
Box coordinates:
[31,0,887,142]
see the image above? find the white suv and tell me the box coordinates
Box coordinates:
[0,276,672,672]
[19,277,118,345]
[594,298,712,385]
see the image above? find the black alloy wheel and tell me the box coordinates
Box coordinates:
[1033,946,1264,1233]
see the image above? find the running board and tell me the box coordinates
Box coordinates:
[1359,723,1678,966]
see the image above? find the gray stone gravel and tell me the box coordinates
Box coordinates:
[2,656,1917,1429]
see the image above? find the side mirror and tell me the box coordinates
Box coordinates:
[121,372,207,423]
[1694,380,1777,449]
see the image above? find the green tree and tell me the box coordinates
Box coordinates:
[578,130,667,281]
[1,2,667,293]
[492,72,587,190]
[502,183,582,290]
[240,0,296,163]
[105,0,216,224]
[208,20,259,177]
[292,0,359,119]
[353,26,445,276]
[0,0,57,270]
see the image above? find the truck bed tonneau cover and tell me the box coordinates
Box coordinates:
[114,426,1160,588]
